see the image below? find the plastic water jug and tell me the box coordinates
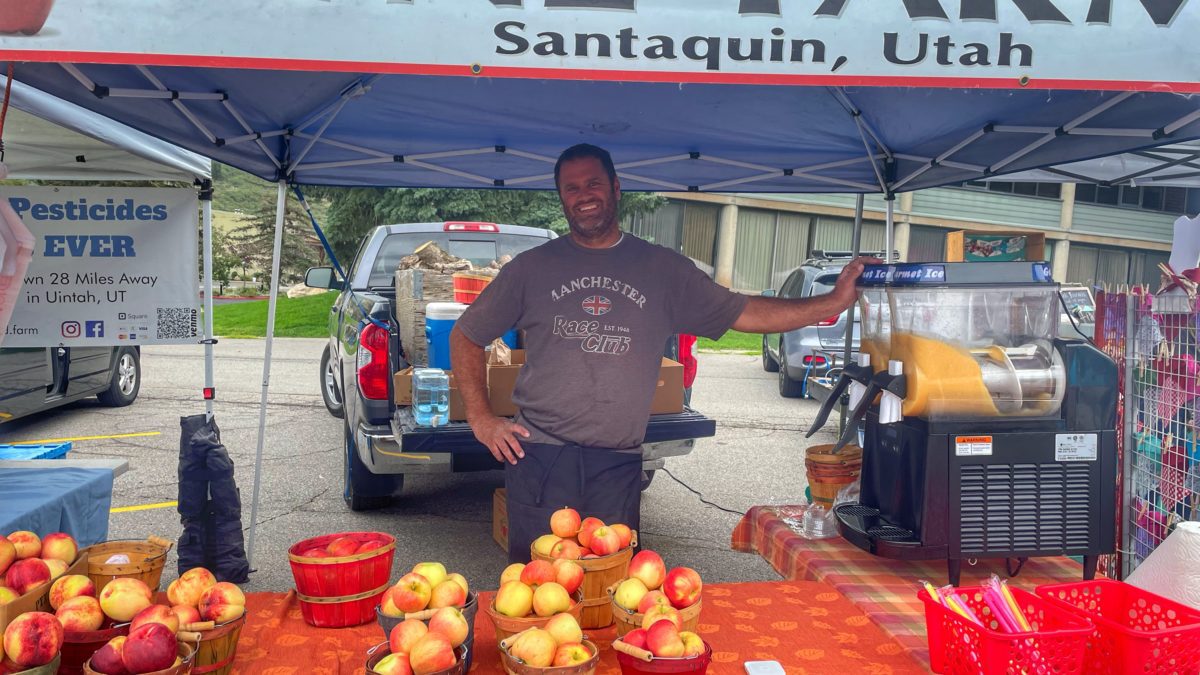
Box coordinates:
[413,368,450,427]
[425,302,469,370]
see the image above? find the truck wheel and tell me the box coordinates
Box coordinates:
[321,345,344,419]
[641,470,656,492]
[762,336,780,373]
[98,348,140,407]
[778,343,805,398]
[343,420,402,511]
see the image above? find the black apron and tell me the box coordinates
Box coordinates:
[504,436,643,564]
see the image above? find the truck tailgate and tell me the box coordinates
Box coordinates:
[391,408,716,454]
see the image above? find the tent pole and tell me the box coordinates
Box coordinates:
[838,193,866,434]
[200,183,215,420]
[885,197,895,264]
[246,180,287,570]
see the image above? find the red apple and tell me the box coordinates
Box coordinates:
[389,619,428,655]
[121,623,176,674]
[374,652,414,675]
[551,559,584,596]
[325,536,359,557]
[549,507,581,538]
[641,603,682,631]
[628,550,667,591]
[550,539,582,560]
[623,627,648,650]
[577,518,605,548]
[519,560,555,588]
[427,607,469,648]
[645,620,685,658]
[428,580,466,609]
[589,526,621,556]
[356,539,386,554]
[638,590,670,615]
[408,632,456,675]
[301,547,329,558]
[0,0,54,35]
[552,642,592,666]
[391,573,432,613]
[610,523,634,549]
[6,558,50,595]
[662,567,703,609]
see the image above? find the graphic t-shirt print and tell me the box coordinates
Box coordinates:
[550,274,647,356]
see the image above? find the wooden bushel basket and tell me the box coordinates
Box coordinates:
[805,444,862,506]
[484,590,585,642]
[530,533,636,629]
[85,536,173,595]
[188,614,245,675]
[607,580,702,638]
[364,641,467,675]
[85,641,196,675]
[498,629,599,675]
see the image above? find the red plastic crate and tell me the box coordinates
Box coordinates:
[921,586,1092,675]
[1036,580,1200,675]
[287,531,395,598]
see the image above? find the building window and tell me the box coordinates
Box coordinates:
[1075,184,1194,214]
[964,181,1062,199]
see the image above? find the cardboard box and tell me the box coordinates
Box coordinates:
[487,349,526,418]
[492,488,509,551]
[650,358,685,415]
[393,368,466,422]
[946,230,1046,262]
[0,549,89,634]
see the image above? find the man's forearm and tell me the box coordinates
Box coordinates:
[731,294,846,334]
[450,326,492,421]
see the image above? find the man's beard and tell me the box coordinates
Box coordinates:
[567,194,618,242]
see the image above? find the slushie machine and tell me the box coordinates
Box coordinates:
[809,262,1117,585]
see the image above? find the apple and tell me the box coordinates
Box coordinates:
[6,558,50,595]
[499,563,525,587]
[551,539,583,560]
[411,562,447,590]
[552,559,584,596]
[167,567,217,608]
[391,573,433,614]
[446,573,469,595]
[389,618,428,655]
[373,652,414,675]
[645,620,685,658]
[121,623,176,674]
[302,547,329,558]
[56,595,104,632]
[553,643,592,667]
[577,518,605,549]
[170,604,201,626]
[544,613,582,646]
[40,533,78,563]
[610,523,634,549]
[623,628,648,650]
[519,560,556,588]
[531,534,561,557]
[6,532,40,560]
[380,593,404,618]
[89,635,129,675]
[679,631,705,657]
[638,590,670,615]
[43,559,68,580]
[325,536,359,557]
[49,574,94,610]
[628,550,667,590]
[589,526,621,556]
[428,580,466,609]
[663,567,703,609]
[408,632,456,675]
[3,611,63,667]
[641,603,682,631]
[0,0,54,36]
[356,540,386,555]
[130,604,180,634]
[0,537,14,576]
[550,507,581,538]
[508,628,556,668]
[493,581,534,618]
[427,607,469,648]
[614,578,649,612]
[198,582,246,624]
[532,582,571,618]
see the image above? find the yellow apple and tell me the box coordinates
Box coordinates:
[614,578,649,612]
[494,581,534,618]
[544,613,582,646]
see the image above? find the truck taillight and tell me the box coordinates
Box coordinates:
[817,315,840,327]
[357,323,390,400]
[444,221,499,232]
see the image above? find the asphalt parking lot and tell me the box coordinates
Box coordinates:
[3,339,837,592]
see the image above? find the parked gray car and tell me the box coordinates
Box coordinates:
[761,253,863,398]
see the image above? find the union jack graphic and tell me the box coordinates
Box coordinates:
[582,295,611,316]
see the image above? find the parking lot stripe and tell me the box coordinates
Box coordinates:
[8,431,161,445]
[110,500,178,513]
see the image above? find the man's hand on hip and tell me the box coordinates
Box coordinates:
[470,414,530,465]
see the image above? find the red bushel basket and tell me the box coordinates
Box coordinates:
[288,531,395,628]
[1036,580,1200,675]
[614,642,712,675]
[920,586,1092,675]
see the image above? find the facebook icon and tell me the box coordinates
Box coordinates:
[85,321,105,338]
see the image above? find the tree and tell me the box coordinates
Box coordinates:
[226,190,324,286]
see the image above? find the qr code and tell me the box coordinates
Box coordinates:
[157,307,198,340]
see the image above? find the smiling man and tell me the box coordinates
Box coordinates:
[451,143,868,561]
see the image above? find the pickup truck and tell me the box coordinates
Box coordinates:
[306,222,717,510]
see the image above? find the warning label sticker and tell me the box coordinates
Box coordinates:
[1055,434,1098,462]
[955,436,993,457]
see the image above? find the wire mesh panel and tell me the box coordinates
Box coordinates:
[1094,290,1129,578]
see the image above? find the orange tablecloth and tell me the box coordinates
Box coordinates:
[230,581,925,674]
[732,505,1090,666]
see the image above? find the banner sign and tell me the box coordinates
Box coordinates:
[1,187,199,347]
[0,1,1197,90]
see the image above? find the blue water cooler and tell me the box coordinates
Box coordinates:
[425,302,468,369]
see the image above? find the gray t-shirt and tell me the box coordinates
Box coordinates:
[456,233,748,449]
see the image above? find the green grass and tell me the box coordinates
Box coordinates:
[696,330,761,354]
[211,293,336,338]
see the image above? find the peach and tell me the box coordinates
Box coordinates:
[589,526,621,556]
[428,580,466,609]
[99,578,153,622]
[493,581,533,618]
[56,595,105,632]
[508,628,555,668]
[552,559,584,596]
[544,613,582,646]
[170,604,201,626]
[553,643,592,667]
[645,620,685,658]
[427,607,469,648]
[531,534,561,557]
[532,582,571,618]
[0,587,17,605]
[550,539,582,560]
[6,558,51,595]
[43,559,68,581]
[390,573,432,614]
[446,573,469,595]
[614,578,649,612]
[374,652,414,675]
[131,604,180,634]
[499,563,525,587]
[325,536,359,557]
[6,532,40,560]
[49,574,95,610]
[408,632,456,675]
[411,563,447,590]
[3,611,64,667]
[611,523,634,549]
[89,635,129,675]
[380,593,404,618]
[550,507,581,538]
[663,567,703,609]
[389,619,427,655]
[638,590,670,615]
[680,631,705,657]
[121,622,176,673]
[628,550,667,591]
[577,518,605,548]
[0,538,14,576]
[198,582,245,624]
[167,567,217,608]
[623,627,648,650]
[40,533,78,563]
[641,603,682,631]
[519,560,555,588]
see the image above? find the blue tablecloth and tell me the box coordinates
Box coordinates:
[0,468,114,545]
